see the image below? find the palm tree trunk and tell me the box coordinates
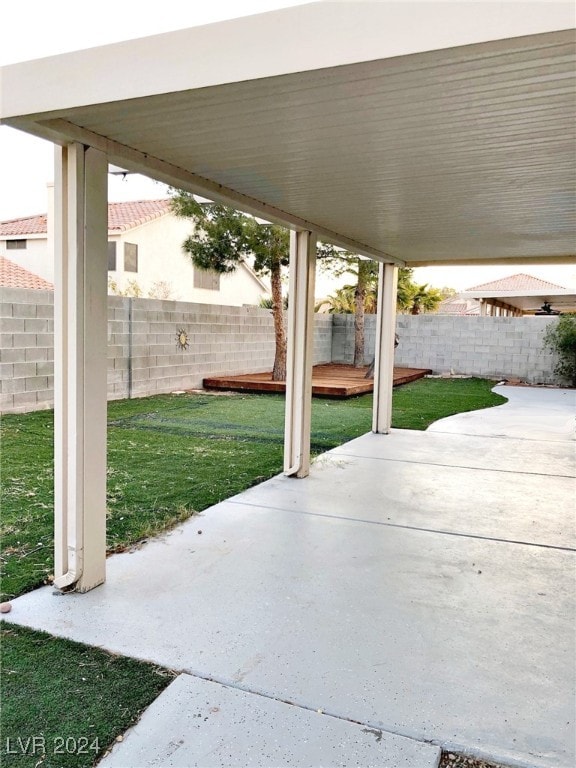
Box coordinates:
[354,261,368,367]
[270,264,287,381]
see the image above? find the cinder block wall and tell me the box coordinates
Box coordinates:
[331,314,377,365]
[1,291,334,413]
[332,314,559,384]
[0,288,54,413]
[1,290,563,414]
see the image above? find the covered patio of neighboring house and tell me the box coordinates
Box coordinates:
[1,0,573,594]
[461,273,576,317]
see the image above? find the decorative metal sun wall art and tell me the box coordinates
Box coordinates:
[176,328,190,350]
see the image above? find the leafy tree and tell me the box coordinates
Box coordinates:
[322,283,378,315]
[172,192,446,374]
[171,191,291,379]
[543,313,576,386]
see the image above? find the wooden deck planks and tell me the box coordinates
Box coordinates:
[203,364,431,398]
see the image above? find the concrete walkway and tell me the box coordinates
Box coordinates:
[3,386,575,768]
[428,385,575,442]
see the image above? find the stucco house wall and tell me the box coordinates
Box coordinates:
[107,214,268,305]
[0,235,52,282]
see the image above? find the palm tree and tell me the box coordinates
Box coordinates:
[408,284,443,315]
[396,269,443,314]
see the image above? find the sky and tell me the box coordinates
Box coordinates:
[1,0,574,292]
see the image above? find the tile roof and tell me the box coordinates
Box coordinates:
[0,214,47,236]
[108,199,171,231]
[0,257,53,290]
[437,297,481,315]
[438,300,469,315]
[466,273,567,293]
[0,199,171,236]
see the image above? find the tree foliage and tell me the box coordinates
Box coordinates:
[543,313,576,386]
[171,191,446,376]
[324,266,445,316]
[171,191,292,379]
[172,194,290,275]
[322,280,378,315]
[396,268,443,314]
[318,256,379,365]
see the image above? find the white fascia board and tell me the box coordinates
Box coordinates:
[1,1,574,120]
[463,288,576,299]
[405,255,576,267]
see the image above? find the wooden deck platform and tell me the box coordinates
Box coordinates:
[203,363,432,398]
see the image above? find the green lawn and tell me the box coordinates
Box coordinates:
[0,377,505,767]
[0,377,505,602]
[1,624,174,768]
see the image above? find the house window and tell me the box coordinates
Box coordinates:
[7,239,27,250]
[194,269,220,291]
[124,242,138,272]
[108,242,117,271]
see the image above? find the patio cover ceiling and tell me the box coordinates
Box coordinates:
[1,1,575,266]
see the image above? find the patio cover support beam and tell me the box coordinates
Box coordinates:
[54,143,108,592]
[12,117,403,266]
[372,263,398,434]
[284,230,317,478]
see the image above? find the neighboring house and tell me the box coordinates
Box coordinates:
[436,296,480,316]
[436,274,576,316]
[0,192,270,306]
[462,273,576,316]
[0,213,50,282]
[0,256,54,290]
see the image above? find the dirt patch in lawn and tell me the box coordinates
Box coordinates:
[440,754,512,768]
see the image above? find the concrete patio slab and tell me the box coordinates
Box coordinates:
[3,385,574,768]
[329,429,575,478]
[99,674,441,767]
[233,449,575,549]
[427,385,575,442]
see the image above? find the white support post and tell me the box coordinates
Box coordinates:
[54,143,108,593]
[284,230,317,478]
[372,263,398,434]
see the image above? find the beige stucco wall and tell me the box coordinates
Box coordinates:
[0,236,53,282]
[107,214,269,305]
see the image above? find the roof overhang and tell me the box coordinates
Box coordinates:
[1,1,575,266]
